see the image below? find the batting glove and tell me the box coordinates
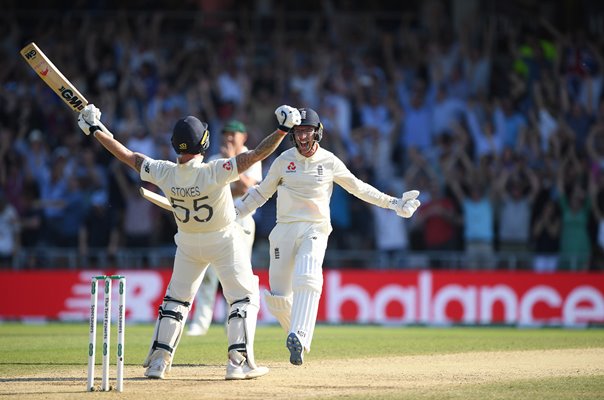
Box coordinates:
[77,104,102,135]
[389,190,421,218]
[275,105,301,133]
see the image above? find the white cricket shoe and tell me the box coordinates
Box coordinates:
[286,333,304,366]
[186,323,208,336]
[144,349,170,379]
[225,350,269,380]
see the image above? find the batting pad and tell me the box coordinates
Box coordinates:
[290,254,323,352]
[144,298,190,368]
[227,298,260,368]
[290,289,321,352]
[263,290,292,332]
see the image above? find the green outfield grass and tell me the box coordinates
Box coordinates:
[1,323,603,367]
[1,323,603,399]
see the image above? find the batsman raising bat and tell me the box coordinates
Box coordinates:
[77,103,301,380]
[235,108,421,366]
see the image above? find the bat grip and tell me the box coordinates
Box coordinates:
[96,121,114,138]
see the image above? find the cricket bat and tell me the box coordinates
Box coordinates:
[139,187,173,212]
[20,42,111,135]
[21,42,170,212]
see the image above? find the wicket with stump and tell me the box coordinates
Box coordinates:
[87,275,126,392]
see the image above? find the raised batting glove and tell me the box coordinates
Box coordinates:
[77,104,102,135]
[389,190,421,218]
[275,105,302,133]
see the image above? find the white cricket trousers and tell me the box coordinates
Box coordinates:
[190,214,256,328]
[268,221,330,351]
[167,222,259,307]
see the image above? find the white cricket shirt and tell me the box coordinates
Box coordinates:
[208,146,262,201]
[257,146,396,225]
[140,156,240,233]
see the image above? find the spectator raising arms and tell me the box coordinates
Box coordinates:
[446,148,496,270]
[0,6,602,271]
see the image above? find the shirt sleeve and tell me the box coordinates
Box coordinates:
[243,160,263,183]
[140,158,173,185]
[210,157,241,185]
[255,158,281,200]
[332,156,395,209]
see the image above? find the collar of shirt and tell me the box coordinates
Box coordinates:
[177,157,204,167]
[293,143,321,161]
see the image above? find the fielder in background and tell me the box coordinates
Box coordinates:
[77,103,301,380]
[235,108,421,366]
[187,120,262,336]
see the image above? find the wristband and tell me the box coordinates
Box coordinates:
[278,125,292,133]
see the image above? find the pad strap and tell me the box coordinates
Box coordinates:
[228,309,247,322]
[231,297,250,306]
[159,306,185,321]
[228,343,247,353]
[164,296,191,307]
[152,341,174,353]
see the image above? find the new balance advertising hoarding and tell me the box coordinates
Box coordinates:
[1,270,603,326]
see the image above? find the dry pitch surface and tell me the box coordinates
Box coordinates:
[1,348,602,399]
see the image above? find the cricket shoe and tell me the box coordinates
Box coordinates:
[225,350,269,380]
[286,332,304,366]
[144,349,170,379]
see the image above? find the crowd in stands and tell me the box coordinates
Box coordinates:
[0,1,603,271]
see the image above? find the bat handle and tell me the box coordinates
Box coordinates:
[96,121,114,138]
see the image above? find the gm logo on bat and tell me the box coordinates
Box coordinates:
[58,86,85,111]
[24,49,37,60]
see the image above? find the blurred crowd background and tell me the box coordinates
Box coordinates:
[1,0,604,271]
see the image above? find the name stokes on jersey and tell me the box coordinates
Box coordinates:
[171,186,201,197]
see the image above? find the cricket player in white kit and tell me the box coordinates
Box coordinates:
[236,108,421,365]
[188,120,262,336]
[77,103,301,379]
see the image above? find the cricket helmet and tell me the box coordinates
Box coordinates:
[290,107,323,152]
[171,116,210,155]
[297,107,323,142]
